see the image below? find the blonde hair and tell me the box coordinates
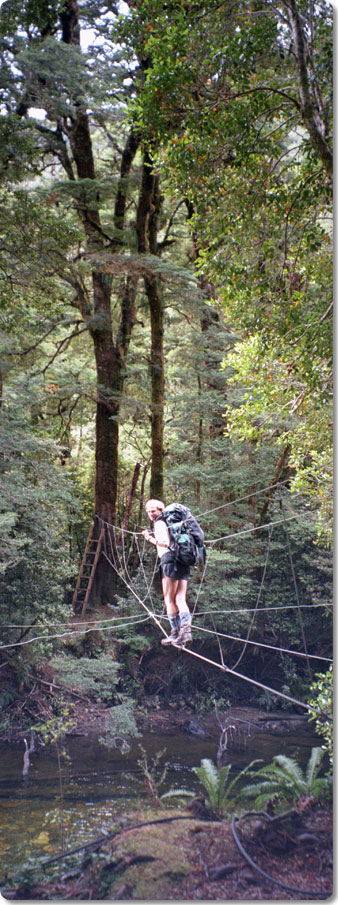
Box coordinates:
[145,499,164,511]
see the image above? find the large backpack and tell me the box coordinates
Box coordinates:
[156,503,206,569]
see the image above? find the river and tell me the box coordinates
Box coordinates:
[0,716,319,885]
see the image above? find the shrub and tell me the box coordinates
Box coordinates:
[308,666,333,767]
[51,654,119,702]
[99,697,141,753]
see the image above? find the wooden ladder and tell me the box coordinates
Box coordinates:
[72,523,105,615]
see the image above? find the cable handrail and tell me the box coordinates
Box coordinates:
[0,601,332,629]
[203,513,298,543]
[0,616,152,651]
[0,612,332,663]
[1,504,331,723]
[194,477,296,520]
[189,622,332,662]
[98,511,300,546]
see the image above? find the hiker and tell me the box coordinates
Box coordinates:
[143,499,193,646]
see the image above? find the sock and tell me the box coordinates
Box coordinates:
[179,611,191,627]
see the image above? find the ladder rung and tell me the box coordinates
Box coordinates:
[73,524,104,614]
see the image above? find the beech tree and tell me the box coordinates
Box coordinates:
[126,0,333,540]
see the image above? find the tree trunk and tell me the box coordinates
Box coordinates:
[58,0,140,601]
[286,0,333,180]
[121,462,141,532]
[186,200,226,441]
[195,375,203,502]
[136,151,165,500]
[257,444,292,526]
[137,459,151,528]
[59,1,140,532]
[92,327,120,522]
[147,274,164,499]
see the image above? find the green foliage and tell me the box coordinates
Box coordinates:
[190,502,332,702]
[33,700,76,746]
[129,744,170,806]
[0,690,15,710]
[99,697,141,754]
[0,0,332,712]
[0,392,79,665]
[192,757,256,818]
[308,666,333,767]
[123,0,333,541]
[241,747,332,809]
[124,744,195,808]
[51,653,119,702]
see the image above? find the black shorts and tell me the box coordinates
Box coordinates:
[160,552,190,582]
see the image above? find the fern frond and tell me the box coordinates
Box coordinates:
[217,764,232,798]
[305,747,324,788]
[193,758,220,808]
[312,776,333,803]
[193,758,238,814]
[241,779,281,798]
[253,791,280,809]
[226,759,263,797]
[160,789,195,800]
[272,755,304,785]
[245,763,300,789]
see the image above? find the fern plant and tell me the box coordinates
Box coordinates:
[241,747,332,809]
[192,758,258,818]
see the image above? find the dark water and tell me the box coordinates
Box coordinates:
[0,720,319,883]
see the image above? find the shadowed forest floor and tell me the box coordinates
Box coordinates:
[5,802,332,900]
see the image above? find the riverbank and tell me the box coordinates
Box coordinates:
[1,688,333,900]
[4,801,333,900]
[0,649,318,747]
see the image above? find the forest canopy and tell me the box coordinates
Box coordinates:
[0,0,333,712]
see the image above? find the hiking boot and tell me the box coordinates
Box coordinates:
[161,629,180,646]
[175,625,192,646]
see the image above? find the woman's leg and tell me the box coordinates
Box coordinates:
[174,580,189,615]
[161,575,192,645]
[161,577,181,644]
[162,576,179,616]
[174,580,192,643]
